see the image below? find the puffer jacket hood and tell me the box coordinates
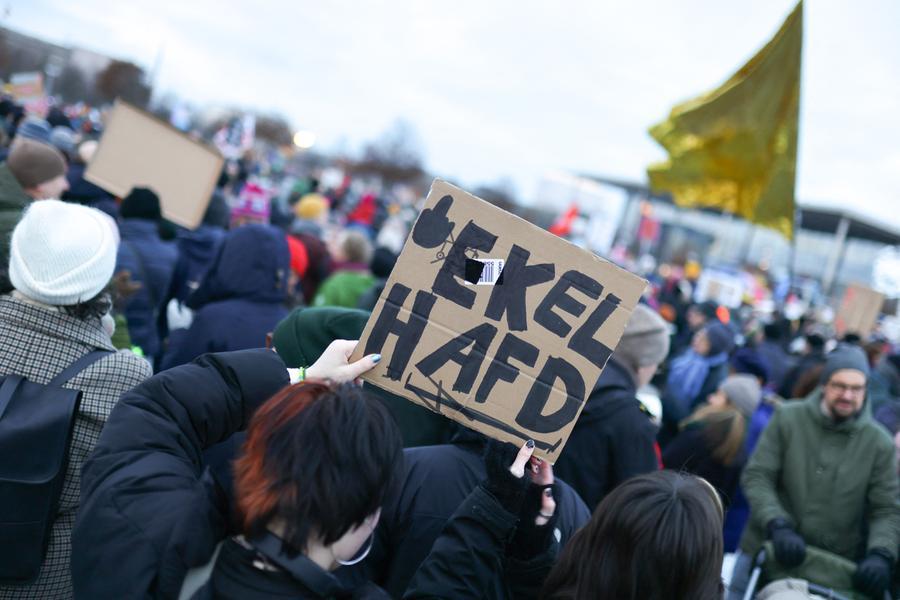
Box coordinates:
[187,224,289,308]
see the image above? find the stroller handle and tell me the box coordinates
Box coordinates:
[746,542,883,600]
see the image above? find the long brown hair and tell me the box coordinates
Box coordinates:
[681,403,746,466]
[541,471,724,600]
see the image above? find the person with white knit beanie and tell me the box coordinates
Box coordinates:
[0,199,151,599]
[8,199,118,306]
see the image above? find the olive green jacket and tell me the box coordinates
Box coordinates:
[740,389,900,572]
[0,162,31,285]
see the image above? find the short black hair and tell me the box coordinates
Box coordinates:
[841,332,862,345]
[763,323,782,341]
[235,381,403,554]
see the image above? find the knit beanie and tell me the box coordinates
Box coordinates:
[272,306,371,367]
[231,182,271,225]
[370,246,398,279]
[696,300,719,321]
[295,193,329,220]
[731,347,770,384]
[614,304,670,372]
[820,346,870,384]
[6,138,67,189]
[50,126,76,157]
[9,200,117,305]
[16,116,52,145]
[703,322,735,356]
[719,374,761,420]
[120,187,162,220]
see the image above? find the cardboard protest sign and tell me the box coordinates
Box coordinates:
[835,283,884,338]
[85,100,224,229]
[351,179,647,462]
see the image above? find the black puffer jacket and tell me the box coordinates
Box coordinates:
[403,485,558,600]
[552,357,660,509]
[343,430,590,598]
[71,349,290,599]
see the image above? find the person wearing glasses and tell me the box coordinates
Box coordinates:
[728,346,900,600]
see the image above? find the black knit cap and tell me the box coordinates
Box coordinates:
[120,187,162,220]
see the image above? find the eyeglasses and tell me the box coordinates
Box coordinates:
[826,382,866,395]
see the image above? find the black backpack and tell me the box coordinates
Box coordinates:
[0,349,112,585]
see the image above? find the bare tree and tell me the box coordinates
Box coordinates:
[352,119,426,185]
[95,60,150,106]
[255,113,292,146]
[55,64,90,103]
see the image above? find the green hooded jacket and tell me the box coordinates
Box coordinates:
[740,388,900,575]
[0,162,32,280]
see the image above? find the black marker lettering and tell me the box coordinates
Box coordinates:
[484,245,554,331]
[515,355,586,433]
[474,333,539,403]
[534,271,602,337]
[364,283,437,380]
[431,221,497,309]
[415,323,498,394]
[568,293,621,368]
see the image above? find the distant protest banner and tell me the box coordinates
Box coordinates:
[835,283,884,338]
[352,179,646,462]
[85,100,224,229]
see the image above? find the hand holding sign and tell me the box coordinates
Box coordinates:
[412,194,455,248]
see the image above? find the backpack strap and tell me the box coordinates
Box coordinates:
[47,350,115,388]
[0,375,24,419]
[178,541,224,600]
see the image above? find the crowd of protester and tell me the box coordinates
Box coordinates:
[0,101,898,600]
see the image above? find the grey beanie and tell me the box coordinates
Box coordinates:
[820,346,870,384]
[614,304,670,372]
[720,374,762,419]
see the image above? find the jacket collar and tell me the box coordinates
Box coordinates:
[0,295,115,351]
[0,163,32,211]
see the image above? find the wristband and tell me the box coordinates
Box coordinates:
[287,367,307,384]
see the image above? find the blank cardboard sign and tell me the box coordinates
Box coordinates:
[835,283,884,338]
[351,179,647,462]
[85,100,224,229]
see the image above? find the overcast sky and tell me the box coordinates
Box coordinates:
[6,0,900,230]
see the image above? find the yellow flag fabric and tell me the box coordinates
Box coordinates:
[647,1,802,239]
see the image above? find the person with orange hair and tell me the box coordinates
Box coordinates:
[208,381,402,598]
[71,341,384,599]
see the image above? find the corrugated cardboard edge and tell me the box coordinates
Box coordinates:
[84,99,225,230]
[350,178,648,460]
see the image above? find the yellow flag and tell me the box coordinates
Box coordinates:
[647,1,802,239]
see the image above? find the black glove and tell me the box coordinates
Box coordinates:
[482,439,529,514]
[508,483,558,560]
[852,548,893,599]
[767,519,806,568]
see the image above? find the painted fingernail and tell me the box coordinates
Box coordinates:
[526,439,535,449]
[371,354,381,364]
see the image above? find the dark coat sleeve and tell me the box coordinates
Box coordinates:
[72,349,289,600]
[403,485,556,600]
[554,407,658,510]
[158,309,219,371]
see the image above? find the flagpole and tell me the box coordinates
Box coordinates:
[786,207,800,307]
